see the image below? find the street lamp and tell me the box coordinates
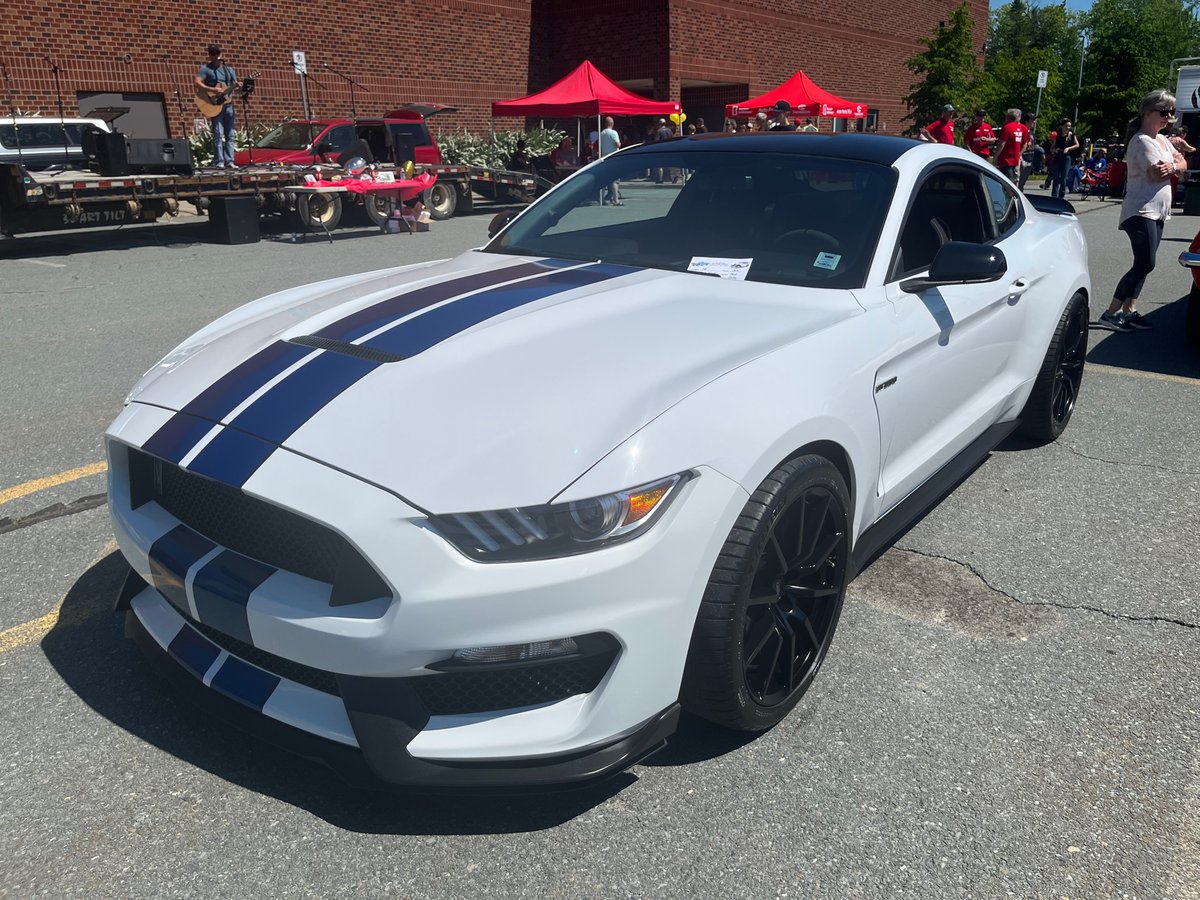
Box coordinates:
[1075,32,1089,126]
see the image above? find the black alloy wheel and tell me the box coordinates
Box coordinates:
[1017,291,1088,443]
[682,455,851,731]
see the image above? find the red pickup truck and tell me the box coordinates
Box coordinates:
[234,104,449,167]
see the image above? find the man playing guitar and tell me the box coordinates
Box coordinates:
[194,43,238,168]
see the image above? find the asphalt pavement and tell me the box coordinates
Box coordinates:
[0,188,1196,899]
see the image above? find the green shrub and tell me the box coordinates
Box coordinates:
[438,128,566,168]
[188,122,271,166]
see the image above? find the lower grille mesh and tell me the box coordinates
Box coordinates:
[414,655,614,715]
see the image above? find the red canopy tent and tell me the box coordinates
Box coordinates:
[491,60,680,118]
[726,71,866,119]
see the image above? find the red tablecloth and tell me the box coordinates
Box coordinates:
[312,171,435,202]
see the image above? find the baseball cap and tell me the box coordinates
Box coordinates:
[974,108,987,117]
[774,100,792,113]
[943,103,956,113]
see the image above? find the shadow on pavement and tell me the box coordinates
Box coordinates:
[44,551,638,834]
[1086,293,1200,379]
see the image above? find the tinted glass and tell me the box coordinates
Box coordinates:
[486,150,897,289]
[0,124,77,148]
[983,175,1022,238]
[257,122,322,149]
[388,123,431,146]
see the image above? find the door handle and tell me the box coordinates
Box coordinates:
[1008,277,1031,296]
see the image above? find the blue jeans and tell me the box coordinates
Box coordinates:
[1050,154,1070,198]
[211,105,236,167]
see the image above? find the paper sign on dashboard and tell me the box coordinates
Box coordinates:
[688,257,752,280]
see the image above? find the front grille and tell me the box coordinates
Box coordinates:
[190,617,342,696]
[414,654,615,715]
[128,446,389,605]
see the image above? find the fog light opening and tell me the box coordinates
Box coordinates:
[452,637,579,665]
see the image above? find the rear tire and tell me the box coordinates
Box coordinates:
[425,182,457,220]
[681,455,850,731]
[1017,291,1088,444]
[361,193,391,227]
[294,193,343,231]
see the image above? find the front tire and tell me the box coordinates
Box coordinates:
[681,455,850,731]
[1017,291,1088,444]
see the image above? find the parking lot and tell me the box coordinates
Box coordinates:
[1,191,1197,899]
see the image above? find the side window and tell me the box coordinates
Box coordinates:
[892,168,991,278]
[982,175,1022,239]
[324,125,355,151]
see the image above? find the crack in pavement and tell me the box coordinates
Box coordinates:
[893,546,1199,630]
[0,493,108,536]
[1055,441,1200,477]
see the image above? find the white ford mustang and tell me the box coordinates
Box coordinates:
[106,133,1090,789]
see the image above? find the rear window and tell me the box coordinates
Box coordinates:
[387,123,431,147]
[0,123,88,149]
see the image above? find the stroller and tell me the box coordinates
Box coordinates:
[1077,167,1110,199]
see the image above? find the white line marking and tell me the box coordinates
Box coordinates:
[19,259,66,268]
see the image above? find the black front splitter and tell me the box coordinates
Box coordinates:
[126,608,679,793]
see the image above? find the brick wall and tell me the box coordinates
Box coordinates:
[1,0,986,140]
[0,0,533,138]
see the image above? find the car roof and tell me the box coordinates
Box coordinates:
[629,132,922,166]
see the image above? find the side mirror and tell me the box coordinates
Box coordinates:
[487,208,518,239]
[900,241,1007,294]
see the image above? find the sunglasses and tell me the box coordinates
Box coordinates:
[1158,109,1177,116]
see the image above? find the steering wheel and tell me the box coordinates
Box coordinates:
[772,228,841,252]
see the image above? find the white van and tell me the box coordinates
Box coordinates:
[0,117,112,171]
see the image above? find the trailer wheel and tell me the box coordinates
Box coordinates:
[361,193,391,227]
[296,193,343,230]
[425,182,457,220]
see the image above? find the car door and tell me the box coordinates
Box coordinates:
[873,165,1031,511]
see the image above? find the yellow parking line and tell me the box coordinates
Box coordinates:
[0,461,107,506]
[1088,363,1200,387]
[0,540,118,655]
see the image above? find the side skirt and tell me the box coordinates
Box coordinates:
[849,420,1019,578]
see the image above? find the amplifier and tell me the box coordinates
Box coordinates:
[87,131,130,176]
[208,195,260,244]
[124,138,194,175]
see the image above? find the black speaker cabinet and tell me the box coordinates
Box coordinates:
[208,195,260,244]
[125,138,194,175]
[89,131,130,176]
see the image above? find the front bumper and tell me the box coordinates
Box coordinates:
[106,402,747,787]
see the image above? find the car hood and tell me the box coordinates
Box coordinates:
[131,252,860,512]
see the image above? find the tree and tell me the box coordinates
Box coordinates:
[1079,0,1200,138]
[978,0,1084,139]
[903,2,981,136]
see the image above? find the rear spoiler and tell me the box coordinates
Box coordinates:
[1027,195,1076,216]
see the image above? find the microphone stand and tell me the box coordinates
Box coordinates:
[0,62,25,169]
[289,59,324,119]
[241,77,256,166]
[321,62,367,119]
[46,57,70,166]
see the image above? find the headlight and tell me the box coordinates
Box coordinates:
[426,473,691,562]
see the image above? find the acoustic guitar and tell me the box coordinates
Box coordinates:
[194,70,259,118]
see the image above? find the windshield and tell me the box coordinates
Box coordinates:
[256,122,323,150]
[486,150,897,288]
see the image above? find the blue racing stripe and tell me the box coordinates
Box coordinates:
[141,413,219,465]
[181,340,316,421]
[210,655,280,712]
[185,427,280,488]
[192,550,275,645]
[142,341,315,463]
[314,260,556,343]
[225,351,380,446]
[167,623,221,679]
[363,263,634,358]
[149,524,216,615]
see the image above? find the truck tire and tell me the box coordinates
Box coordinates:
[425,182,457,220]
[295,193,343,231]
[361,193,391,228]
[455,182,474,214]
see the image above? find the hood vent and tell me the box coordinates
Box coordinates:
[289,335,406,364]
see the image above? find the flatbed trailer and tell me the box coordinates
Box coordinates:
[0,160,539,238]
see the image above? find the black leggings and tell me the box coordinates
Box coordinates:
[1114,216,1165,302]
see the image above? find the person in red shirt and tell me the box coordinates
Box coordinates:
[919,104,957,144]
[964,108,996,159]
[994,108,1030,181]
